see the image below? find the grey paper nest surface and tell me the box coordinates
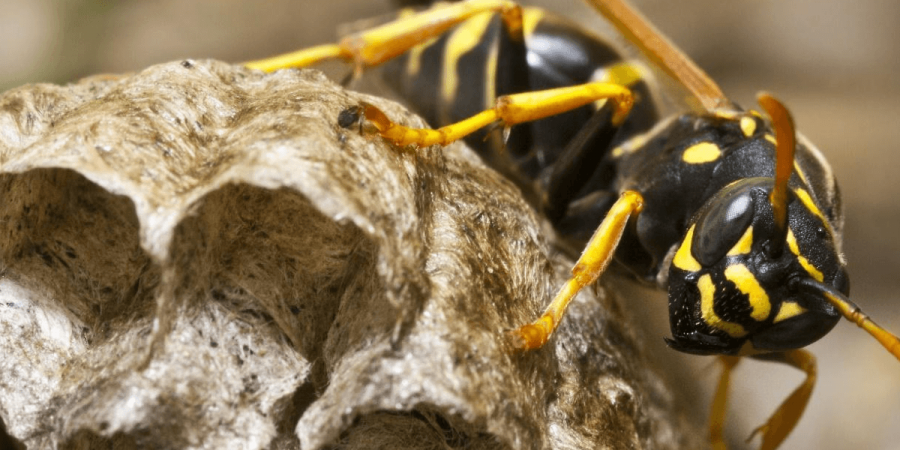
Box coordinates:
[0,60,698,449]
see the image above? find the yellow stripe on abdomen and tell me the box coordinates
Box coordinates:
[441,12,494,106]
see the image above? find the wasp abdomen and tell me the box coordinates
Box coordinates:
[381,7,658,186]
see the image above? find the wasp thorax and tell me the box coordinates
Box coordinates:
[665,178,844,355]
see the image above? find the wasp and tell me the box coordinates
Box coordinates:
[244,0,900,448]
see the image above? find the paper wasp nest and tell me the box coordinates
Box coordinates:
[0,61,699,449]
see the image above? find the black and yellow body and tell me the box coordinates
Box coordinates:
[243,1,900,448]
[373,5,851,358]
[380,7,659,194]
[627,114,847,355]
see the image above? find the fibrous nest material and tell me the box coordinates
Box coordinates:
[0,60,700,449]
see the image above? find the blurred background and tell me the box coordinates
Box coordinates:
[1,0,898,448]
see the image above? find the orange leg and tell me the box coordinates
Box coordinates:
[710,350,816,450]
[710,355,741,450]
[508,191,643,350]
[356,81,633,148]
[244,0,524,73]
[749,350,816,450]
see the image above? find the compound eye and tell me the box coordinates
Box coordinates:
[692,179,759,266]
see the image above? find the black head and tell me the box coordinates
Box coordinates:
[664,175,848,355]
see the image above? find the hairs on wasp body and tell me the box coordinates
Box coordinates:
[244,0,900,448]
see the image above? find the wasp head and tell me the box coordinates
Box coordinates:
[663,175,848,355]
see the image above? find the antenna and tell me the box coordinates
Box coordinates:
[583,0,733,112]
[757,92,796,255]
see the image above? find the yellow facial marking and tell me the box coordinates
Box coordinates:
[726,226,753,256]
[787,229,825,282]
[699,274,747,337]
[441,12,493,104]
[724,264,771,321]
[682,141,722,164]
[774,301,807,323]
[740,116,757,137]
[765,134,777,145]
[673,225,701,272]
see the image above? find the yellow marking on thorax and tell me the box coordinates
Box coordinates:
[673,225,701,272]
[740,116,756,137]
[591,62,643,110]
[597,62,644,87]
[726,226,753,256]
[441,12,494,104]
[793,161,809,185]
[760,130,810,186]
[699,274,747,337]
[793,187,828,227]
[521,7,544,37]
[787,228,824,282]
[774,301,807,323]
[715,110,740,120]
[724,264,771,321]
[682,141,722,164]
[611,134,647,158]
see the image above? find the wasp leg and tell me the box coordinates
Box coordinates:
[357,82,633,148]
[542,102,620,223]
[709,355,741,450]
[491,1,532,161]
[554,190,619,246]
[244,0,524,74]
[508,190,643,350]
[746,349,816,450]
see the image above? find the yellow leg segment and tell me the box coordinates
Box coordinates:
[358,82,634,148]
[508,191,644,350]
[710,355,740,450]
[749,350,816,450]
[244,44,348,73]
[710,350,816,450]
[245,0,524,72]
